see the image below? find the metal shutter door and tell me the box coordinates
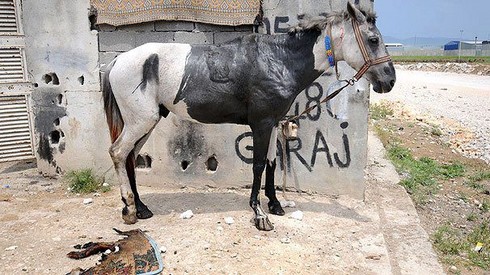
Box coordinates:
[0,47,24,82]
[0,95,34,162]
[0,0,18,33]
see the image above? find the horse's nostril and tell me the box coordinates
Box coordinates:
[390,80,395,88]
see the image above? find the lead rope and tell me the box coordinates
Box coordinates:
[281,128,289,200]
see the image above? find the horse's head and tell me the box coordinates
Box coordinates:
[328,2,396,93]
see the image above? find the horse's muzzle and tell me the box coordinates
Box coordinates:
[373,78,396,93]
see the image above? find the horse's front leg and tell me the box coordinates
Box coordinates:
[250,124,274,231]
[265,127,285,216]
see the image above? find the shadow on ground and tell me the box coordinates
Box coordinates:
[1,159,36,174]
[141,191,370,222]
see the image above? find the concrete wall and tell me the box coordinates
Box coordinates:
[24,0,374,199]
[23,0,112,176]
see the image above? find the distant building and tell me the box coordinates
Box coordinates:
[444,40,488,50]
[385,43,404,55]
[443,40,490,56]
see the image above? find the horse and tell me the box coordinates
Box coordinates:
[102,2,396,231]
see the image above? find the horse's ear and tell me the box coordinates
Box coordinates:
[347,1,366,23]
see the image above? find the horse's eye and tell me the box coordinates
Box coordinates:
[369,37,379,45]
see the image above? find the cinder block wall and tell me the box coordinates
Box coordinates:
[98,22,253,71]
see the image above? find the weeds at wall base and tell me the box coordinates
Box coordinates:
[65,169,110,194]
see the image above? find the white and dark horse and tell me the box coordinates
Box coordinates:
[102,2,396,231]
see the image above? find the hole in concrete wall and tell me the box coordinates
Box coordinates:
[33,83,38,88]
[43,74,52,84]
[57,94,63,105]
[52,73,59,85]
[78,75,85,85]
[60,130,65,138]
[206,155,218,172]
[88,7,98,31]
[136,155,145,168]
[181,160,189,171]
[50,130,60,145]
[42,73,59,85]
[136,154,152,169]
[53,118,60,127]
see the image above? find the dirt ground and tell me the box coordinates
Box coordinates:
[0,149,443,275]
[371,68,490,274]
[0,161,368,274]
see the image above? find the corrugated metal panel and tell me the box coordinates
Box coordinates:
[0,95,34,162]
[0,47,24,83]
[0,0,17,33]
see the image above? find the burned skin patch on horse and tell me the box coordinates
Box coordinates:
[205,50,234,83]
[173,32,323,126]
[174,44,249,124]
[141,54,159,92]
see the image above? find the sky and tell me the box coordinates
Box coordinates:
[374,0,489,40]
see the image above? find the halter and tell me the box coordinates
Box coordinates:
[350,19,392,82]
[283,17,393,127]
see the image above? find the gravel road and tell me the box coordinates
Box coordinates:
[370,67,490,163]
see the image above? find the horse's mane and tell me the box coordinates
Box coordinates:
[288,10,377,34]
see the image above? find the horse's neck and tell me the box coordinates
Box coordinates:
[278,31,325,93]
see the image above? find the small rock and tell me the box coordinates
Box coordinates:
[93,193,101,197]
[83,198,93,205]
[449,265,458,272]
[160,245,167,253]
[224,217,234,225]
[5,245,18,251]
[280,200,296,208]
[280,237,291,244]
[103,249,112,255]
[366,254,381,260]
[102,182,109,187]
[290,210,304,221]
[180,210,193,219]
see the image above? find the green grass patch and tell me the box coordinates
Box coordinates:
[433,222,490,269]
[369,102,394,120]
[65,169,109,194]
[466,171,490,191]
[469,171,490,182]
[392,55,490,64]
[430,126,443,137]
[385,144,465,204]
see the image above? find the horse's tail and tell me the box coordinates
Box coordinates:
[102,59,137,182]
[102,59,124,144]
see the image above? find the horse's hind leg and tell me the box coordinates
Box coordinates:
[131,126,158,219]
[109,118,159,224]
[264,127,285,216]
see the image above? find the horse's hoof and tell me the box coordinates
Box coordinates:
[254,216,274,231]
[268,201,285,216]
[136,206,154,219]
[122,208,138,224]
